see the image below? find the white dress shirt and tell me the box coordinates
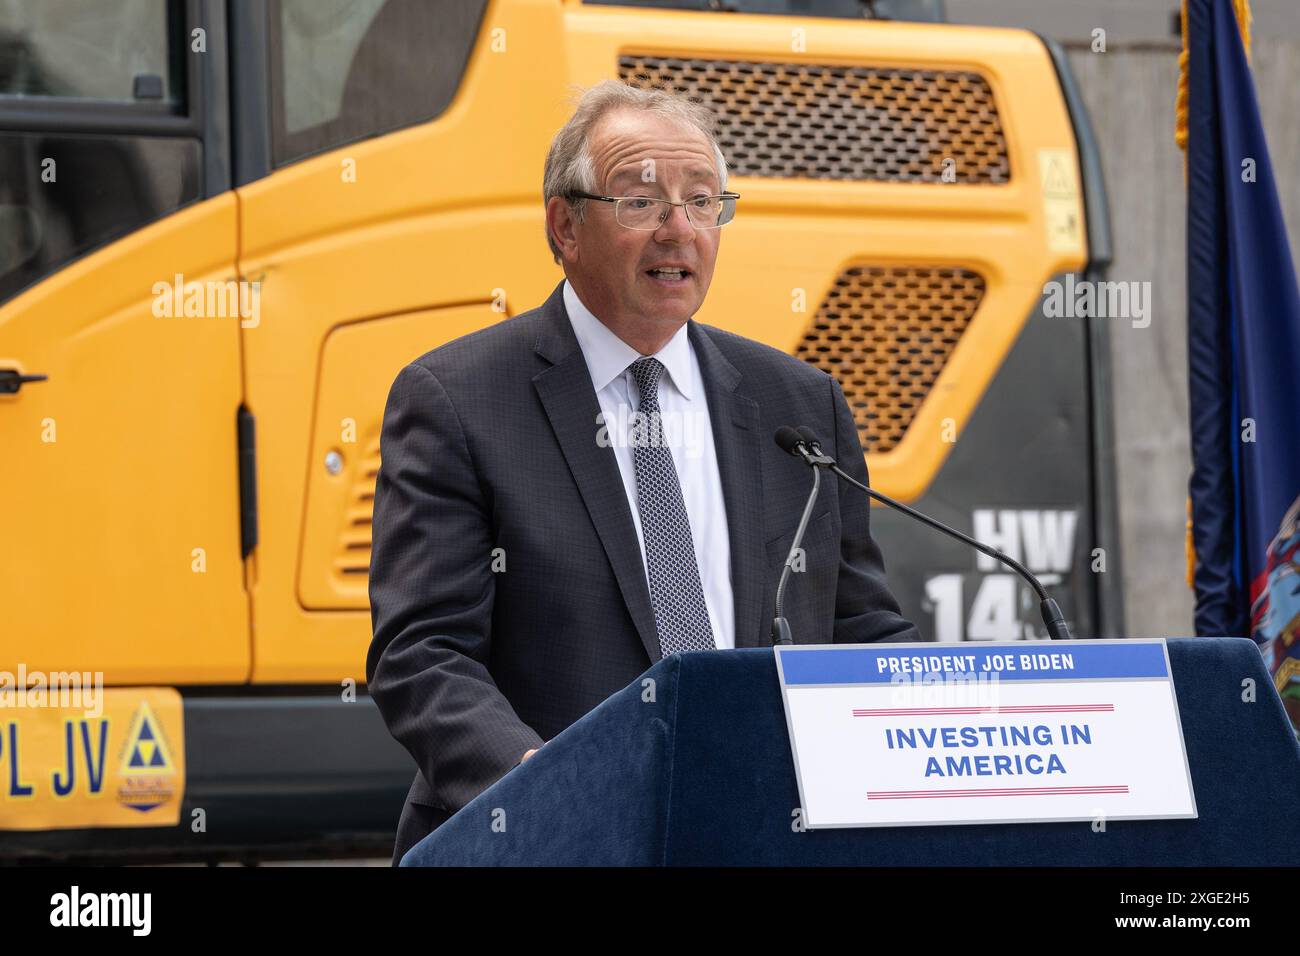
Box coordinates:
[563,279,735,650]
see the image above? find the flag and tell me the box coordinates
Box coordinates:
[1184,0,1300,733]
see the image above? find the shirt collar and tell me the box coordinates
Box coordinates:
[563,279,695,401]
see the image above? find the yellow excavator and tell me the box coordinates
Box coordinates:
[0,0,1115,860]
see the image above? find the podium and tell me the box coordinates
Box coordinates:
[401,638,1300,865]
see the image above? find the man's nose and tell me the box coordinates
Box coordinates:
[654,201,696,240]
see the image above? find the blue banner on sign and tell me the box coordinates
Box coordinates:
[778,642,1170,686]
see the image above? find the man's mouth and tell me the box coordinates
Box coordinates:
[644,267,692,284]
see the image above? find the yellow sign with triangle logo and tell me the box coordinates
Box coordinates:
[119,700,176,777]
[0,688,184,830]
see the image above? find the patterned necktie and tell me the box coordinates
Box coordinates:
[627,356,717,657]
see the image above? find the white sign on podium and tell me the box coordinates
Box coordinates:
[774,640,1196,829]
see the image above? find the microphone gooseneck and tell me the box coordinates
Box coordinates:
[770,429,825,645]
[784,426,1074,641]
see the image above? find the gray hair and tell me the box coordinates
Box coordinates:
[542,80,729,264]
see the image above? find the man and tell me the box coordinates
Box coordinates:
[367,81,919,865]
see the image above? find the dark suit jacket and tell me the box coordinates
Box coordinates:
[367,278,919,863]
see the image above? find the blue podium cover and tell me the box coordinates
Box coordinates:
[402,638,1300,865]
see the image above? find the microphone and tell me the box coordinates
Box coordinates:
[780,426,1074,641]
[769,428,825,645]
[775,426,834,467]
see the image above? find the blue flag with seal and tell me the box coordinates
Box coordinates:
[1185,0,1300,733]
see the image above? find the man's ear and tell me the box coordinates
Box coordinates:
[545,196,579,263]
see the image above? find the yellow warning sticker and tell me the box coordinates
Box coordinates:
[1038,148,1084,255]
[0,688,185,830]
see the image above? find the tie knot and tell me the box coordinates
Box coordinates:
[629,356,665,406]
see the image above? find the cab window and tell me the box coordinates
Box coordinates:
[267,0,487,167]
[0,0,196,305]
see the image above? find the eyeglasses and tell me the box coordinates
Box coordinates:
[567,190,740,230]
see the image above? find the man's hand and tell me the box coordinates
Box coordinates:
[521,748,538,762]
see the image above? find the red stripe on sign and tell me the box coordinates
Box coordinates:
[852,705,1114,716]
[866,785,1129,799]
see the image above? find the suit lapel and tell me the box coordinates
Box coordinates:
[532,282,662,664]
[688,322,767,649]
